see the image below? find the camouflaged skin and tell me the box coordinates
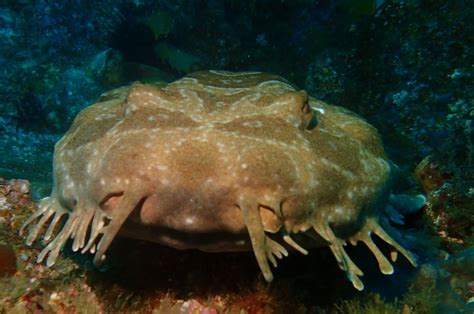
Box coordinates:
[21,71,416,290]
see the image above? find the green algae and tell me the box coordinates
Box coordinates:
[330,294,399,314]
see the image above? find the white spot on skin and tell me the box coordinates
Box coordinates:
[157,113,170,120]
[242,121,264,128]
[241,163,248,169]
[335,207,344,215]
[86,162,92,174]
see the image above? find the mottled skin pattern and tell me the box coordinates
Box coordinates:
[21,71,416,290]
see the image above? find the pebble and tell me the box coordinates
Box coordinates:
[50,292,61,301]
[180,299,219,314]
[0,196,8,209]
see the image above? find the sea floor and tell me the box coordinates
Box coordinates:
[0,178,472,313]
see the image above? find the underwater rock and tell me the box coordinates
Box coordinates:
[10,179,30,195]
[154,42,203,73]
[122,62,174,83]
[442,248,474,308]
[408,248,474,313]
[88,48,125,88]
[415,156,473,250]
[20,70,417,291]
[0,179,31,209]
[141,11,175,40]
[415,156,449,195]
[48,67,103,132]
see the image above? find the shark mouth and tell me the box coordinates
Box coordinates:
[20,192,417,291]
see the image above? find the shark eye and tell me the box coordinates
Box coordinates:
[306,112,318,131]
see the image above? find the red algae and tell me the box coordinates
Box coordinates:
[0,243,17,277]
